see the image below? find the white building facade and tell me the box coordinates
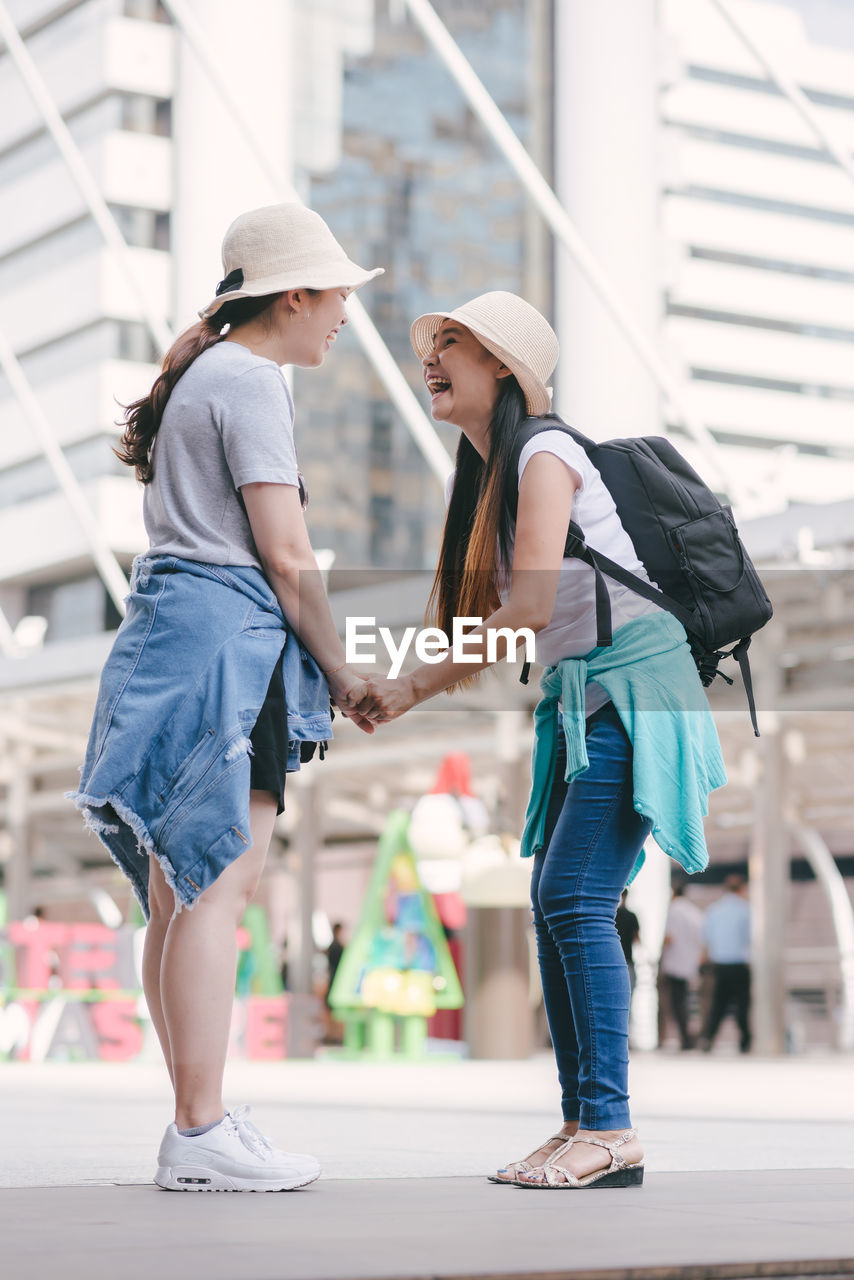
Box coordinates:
[554,0,854,515]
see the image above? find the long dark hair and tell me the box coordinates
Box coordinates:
[427,375,529,644]
[115,292,301,483]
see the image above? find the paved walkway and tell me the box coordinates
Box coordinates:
[3,1053,854,1279]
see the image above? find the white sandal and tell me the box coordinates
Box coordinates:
[487,1132,573,1185]
[517,1129,644,1189]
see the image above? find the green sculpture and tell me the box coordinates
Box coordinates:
[328,810,463,1058]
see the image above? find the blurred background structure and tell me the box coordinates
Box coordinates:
[1,0,853,1059]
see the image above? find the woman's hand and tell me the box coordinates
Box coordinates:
[353,674,418,725]
[325,666,376,734]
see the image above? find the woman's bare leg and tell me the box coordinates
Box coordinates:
[142,858,177,1085]
[157,791,278,1130]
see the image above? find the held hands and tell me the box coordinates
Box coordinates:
[325,666,418,730]
[352,674,417,725]
[325,665,376,734]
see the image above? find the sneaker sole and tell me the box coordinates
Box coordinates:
[154,1164,321,1192]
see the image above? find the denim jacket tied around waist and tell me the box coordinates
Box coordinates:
[70,555,333,918]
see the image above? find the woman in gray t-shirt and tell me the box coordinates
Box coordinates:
[100,202,382,1192]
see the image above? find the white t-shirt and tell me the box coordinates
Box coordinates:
[660,896,704,980]
[519,432,662,713]
[445,429,662,716]
[515,431,661,670]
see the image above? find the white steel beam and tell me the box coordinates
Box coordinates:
[401,0,740,504]
[792,826,854,1052]
[161,0,453,486]
[0,328,130,616]
[0,1,173,356]
[707,0,854,193]
[0,606,16,657]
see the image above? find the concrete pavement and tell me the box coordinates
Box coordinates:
[2,1052,854,1279]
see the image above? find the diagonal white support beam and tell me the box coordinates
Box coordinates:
[0,605,16,657]
[161,0,453,486]
[0,1,173,356]
[401,0,740,505]
[0,327,130,616]
[792,826,854,1053]
[708,0,854,192]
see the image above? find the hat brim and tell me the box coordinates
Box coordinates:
[410,310,552,417]
[200,263,384,321]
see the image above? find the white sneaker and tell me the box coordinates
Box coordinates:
[154,1105,321,1192]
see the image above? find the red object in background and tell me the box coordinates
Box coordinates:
[430,753,474,797]
[428,936,464,1041]
[432,892,466,932]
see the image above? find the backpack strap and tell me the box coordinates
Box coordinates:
[572,540,695,634]
[732,638,760,738]
[509,415,693,671]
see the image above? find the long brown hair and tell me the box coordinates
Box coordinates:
[427,375,528,648]
[115,293,289,483]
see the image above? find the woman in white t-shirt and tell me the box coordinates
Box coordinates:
[357,291,725,1190]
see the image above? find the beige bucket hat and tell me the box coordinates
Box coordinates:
[199,202,384,320]
[410,291,559,416]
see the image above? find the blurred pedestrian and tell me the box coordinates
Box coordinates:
[322,921,347,1045]
[659,882,703,1050]
[699,874,752,1054]
[355,292,726,1189]
[71,202,381,1191]
[615,890,640,992]
[326,922,345,1006]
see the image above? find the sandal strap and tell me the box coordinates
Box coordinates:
[520,1133,572,1163]
[501,1133,571,1178]
[541,1161,581,1188]
[563,1136,637,1172]
[570,1129,636,1155]
[544,1129,638,1178]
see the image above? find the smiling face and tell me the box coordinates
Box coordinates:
[422,320,510,429]
[288,286,350,367]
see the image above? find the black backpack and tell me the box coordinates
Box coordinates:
[507,415,773,736]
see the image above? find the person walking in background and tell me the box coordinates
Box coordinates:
[699,874,752,1054]
[326,921,346,1002]
[615,890,640,992]
[659,882,703,1050]
[71,203,382,1191]
[323,921,347,1044]
[355,292,726,1190]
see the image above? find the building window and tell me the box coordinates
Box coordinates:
[120,94,173,137]
[370,404,394,468]
[686,65,854,113]
[369,495,395,564]
[690,368,854,402]
[0,436,125,512]
[123,0,170,22]
[109,205,171,251]
[26,575,122,644]
[117,321,160,364]
[667,302,854,345]
[688,247,854,286]
[675,185,854,228]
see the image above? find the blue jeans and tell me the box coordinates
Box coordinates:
[531,701,651,1130]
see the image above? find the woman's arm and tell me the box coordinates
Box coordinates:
[241,482,372,726]
[355,452,578,720]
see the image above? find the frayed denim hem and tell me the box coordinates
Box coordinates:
[66,788,197,920]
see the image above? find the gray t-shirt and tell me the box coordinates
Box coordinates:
[144,341,299,570]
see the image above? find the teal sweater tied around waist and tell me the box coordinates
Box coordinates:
[520,612,727,882]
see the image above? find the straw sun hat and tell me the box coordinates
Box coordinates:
[410,291,559,416]
[199,202,384,321]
